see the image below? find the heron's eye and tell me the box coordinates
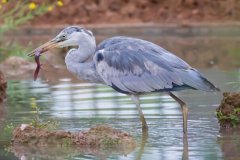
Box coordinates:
[61,35,66,39]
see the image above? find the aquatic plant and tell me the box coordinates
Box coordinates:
[101,137,119,147]
[61,138,73,147]
[216,92,240,128]
[216,108,240,128]
[0,123,15,154]
[0,122,14,146]
[30,97,59,130]
[2,123,14,139]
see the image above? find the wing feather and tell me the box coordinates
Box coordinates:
[94,36,219,94]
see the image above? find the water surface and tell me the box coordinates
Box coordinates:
[1,32,240,160]
[0,69,239,160]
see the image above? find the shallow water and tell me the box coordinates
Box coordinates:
[1,32,240,159]
[1,69,240,160]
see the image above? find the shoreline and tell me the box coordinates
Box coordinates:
[4,22,240,37]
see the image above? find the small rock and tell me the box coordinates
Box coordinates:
[20,124,29,131]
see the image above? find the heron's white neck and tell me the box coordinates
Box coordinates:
[77,35,96,62]
[65,37,103,83]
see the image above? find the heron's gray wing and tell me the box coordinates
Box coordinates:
[94,37,219,94]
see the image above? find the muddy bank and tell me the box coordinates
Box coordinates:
[4,25,240,71]
[216,92,240,129]
[0,70,7,103]
[0,56,35,80]
[0,56,82,83]
[12,124,135,151]
[11,124,136,159]
[29,0,240,26]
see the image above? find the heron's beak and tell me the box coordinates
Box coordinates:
[27,38,61,57]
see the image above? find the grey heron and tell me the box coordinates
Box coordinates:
[28,26,220,134]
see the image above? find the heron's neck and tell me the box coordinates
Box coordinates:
[65,42,103,83]
[76,38,96,62]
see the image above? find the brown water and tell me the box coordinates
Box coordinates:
[0,31,240,160]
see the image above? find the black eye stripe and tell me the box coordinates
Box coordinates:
[82,29,93,36]
[64,27,81,34]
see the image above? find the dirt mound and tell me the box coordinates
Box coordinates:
[0,56,35,79]
[0,70,7,103]
[30,0,240,26]
[216,92,240,128]
[11,125,136,159]
[12,124,136,148]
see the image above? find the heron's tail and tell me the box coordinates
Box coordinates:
[177,69,220,92]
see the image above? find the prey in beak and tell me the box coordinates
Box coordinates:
[27,38,61,57]
[27,29,77,80]
[28,37,62,81]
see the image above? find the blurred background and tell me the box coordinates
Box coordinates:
[0,0,240,160]
[29,0,240,25]
[1,0,240,70]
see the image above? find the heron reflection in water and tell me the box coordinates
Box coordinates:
[28,26,220,134]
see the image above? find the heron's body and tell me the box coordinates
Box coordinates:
[30,26,219,134]
[65,36,218,94]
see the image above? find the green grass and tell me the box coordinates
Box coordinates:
[0,42,32,61]
[216,108,240,128]
[0,1,57,62]
[29,97,59,130]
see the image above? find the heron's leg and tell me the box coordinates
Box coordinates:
[183,134,189,160]
[131,94,148,131]
[169,92,188,134]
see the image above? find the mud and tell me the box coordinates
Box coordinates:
[0,70,7,103]
[12,124,136,149]
[29,0,240,26]
[0,56,35,80]
[0,56,82,83]
[216,92,240,128]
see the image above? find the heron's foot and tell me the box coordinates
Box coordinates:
[182,104,188,134]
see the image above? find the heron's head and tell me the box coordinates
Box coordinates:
[28,26,94,56]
